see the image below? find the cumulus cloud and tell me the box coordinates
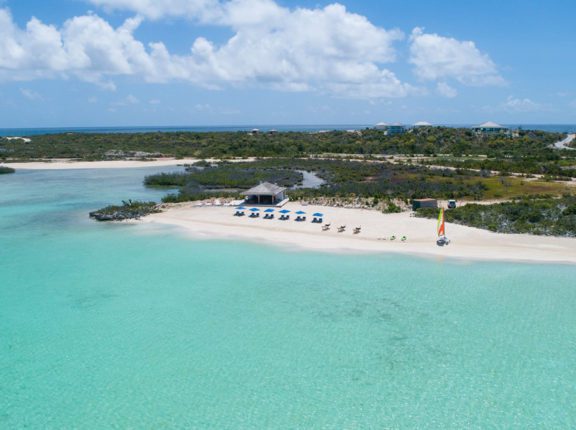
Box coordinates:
[0,2,504,99]
[20,88,43,100]
[0,3,413,98]
[89,0,221,21]
[502,96,540,112]
[409,27,503,86]
[436,82,457,98]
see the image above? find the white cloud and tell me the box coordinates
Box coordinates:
[20,88,43,100]
[111,94,140,107]
[409,27,503,86]
[0,4,412,98]
[503,96,540,112]
[436,82,457,98]
[89,0,221,21]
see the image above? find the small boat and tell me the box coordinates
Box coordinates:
[436,208,451,246]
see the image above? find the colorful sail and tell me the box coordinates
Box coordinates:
[437,208,445,237]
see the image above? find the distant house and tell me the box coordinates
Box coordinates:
[244,182,288,206]
[472,121,510,136]
[374,122,406,136]
[412,198,438,211]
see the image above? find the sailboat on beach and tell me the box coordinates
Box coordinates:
[436,208,451,246]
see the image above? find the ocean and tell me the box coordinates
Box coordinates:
[1,167,576,428]
[0,124,575,136]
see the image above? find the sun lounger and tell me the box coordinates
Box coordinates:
[353,227,361,234]
[338,225,346,233]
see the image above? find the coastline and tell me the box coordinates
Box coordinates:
[4,158,201,170]
[143,202,576,264]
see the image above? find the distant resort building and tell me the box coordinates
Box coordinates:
[374,122,406,136]
[244,182,288,206]
[472,121,511,136]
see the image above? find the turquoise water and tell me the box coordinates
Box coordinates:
[1,169,576,428]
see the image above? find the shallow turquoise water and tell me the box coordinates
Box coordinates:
[1,168,576,428]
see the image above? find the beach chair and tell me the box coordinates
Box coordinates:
[401,236,407,242]
[338,225,346,233]
[353,226,361,234]
[322,225,330,231]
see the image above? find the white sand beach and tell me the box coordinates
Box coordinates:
[5,158,201,170]
[144,202,576,264]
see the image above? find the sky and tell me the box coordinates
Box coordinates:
[0,0,575,127]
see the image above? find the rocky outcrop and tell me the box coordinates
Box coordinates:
[89,200,161,222]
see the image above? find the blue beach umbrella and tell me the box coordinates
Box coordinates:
[279,209,290,214]
[313,212,324,217]
[295,210,306,215]
[249,207,260,212]
[264,208,275,213]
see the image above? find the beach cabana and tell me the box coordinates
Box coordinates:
[234,206,246,216]
[249,207,260,218]
[244,182,287,206]
[312,212,324,223]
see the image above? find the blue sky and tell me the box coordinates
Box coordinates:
[0,0,575,127]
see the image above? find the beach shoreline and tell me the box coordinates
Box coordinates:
[142,203,576,264]
[4,158,201,170]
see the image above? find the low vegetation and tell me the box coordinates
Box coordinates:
[0,127,565,160]
[419,155,576,179]
[416,196,576,237]
[144,158,574,204]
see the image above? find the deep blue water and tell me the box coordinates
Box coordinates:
[0,124,575,136]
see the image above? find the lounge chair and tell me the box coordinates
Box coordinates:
[401,236,407,242]
[322,225,330,231]
[353,227,361,234]
[338,225,346,233]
